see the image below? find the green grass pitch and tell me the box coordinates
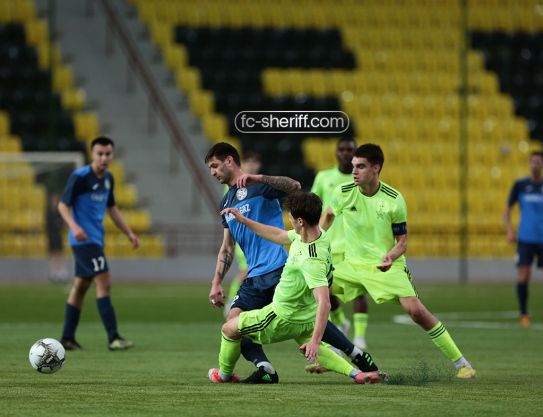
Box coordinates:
[1,281,543,417]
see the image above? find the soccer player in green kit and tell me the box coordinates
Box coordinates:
[311,138,369,349]
[320,144,476,379]
[209,191,382,384]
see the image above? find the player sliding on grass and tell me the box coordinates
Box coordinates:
[319,143,476,379]
[206,143,383,384]
[209,191,382,384]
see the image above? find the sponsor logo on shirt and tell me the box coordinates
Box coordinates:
[523,194,543,203]
[224,203,251,222]
[236,187,248,200]
[91,193,107,202]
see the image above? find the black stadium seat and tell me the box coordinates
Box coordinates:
[471,31,543,140]
[0,23,81,151]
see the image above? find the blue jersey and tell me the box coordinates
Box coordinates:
[508,177,543,243]
[220,183,288,278]
[61,165,116,247]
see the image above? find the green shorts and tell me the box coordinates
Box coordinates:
[331,260,417,304]
[237,304,314,345]
[332,252,345,265]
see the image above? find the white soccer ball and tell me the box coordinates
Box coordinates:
[28,338,65,374]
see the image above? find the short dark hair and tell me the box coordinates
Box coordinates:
[336,137,356,148]
[205,142,241,166]
[283,191,322,227]
[530,151,543,159]
[91,136,114,149]
[354,143,384,172]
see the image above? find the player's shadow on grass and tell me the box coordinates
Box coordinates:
[384,361,454,386]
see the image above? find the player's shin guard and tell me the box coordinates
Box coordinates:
[219,332,241,376]
[317,344,356,377]
[427,321,463,362]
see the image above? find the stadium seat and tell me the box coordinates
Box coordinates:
[129,0,539,258]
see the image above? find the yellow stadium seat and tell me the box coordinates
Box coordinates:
[0,112,9,134]
[74,112,100,143]
[176,67,201,94]
[190,90,214,118]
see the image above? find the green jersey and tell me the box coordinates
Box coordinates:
[311,166,352,255]
[272,229,332,323]
[330,181,407,267]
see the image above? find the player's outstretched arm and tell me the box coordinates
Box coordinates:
[220,208,290,245]
[377,234,407,272]
[58,201,88,241]
[107,206,140,249]
[236,173,301,193]
[319,207,335,231]
[209,228,235,308]
[299,286,331,363]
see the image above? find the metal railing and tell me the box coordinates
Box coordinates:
[97,0,218,216]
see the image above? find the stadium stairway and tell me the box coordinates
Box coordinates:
[43,0,222,228]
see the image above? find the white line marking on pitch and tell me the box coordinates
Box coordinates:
[393,311,543,330]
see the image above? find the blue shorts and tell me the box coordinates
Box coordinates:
[230,266,283,311]
[72,244,109,279]
[516,241,543,267]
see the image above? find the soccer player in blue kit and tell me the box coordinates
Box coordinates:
[504,151,543,328]
[58,137,140,351]
[205,143,382,383]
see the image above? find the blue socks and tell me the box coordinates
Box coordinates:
[240,338,270,366]
[96,296,119,342]
[517,283,528,315]
[322,320,355,355]
[61,303,81,340]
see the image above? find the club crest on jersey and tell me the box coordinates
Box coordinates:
[376,203,386,219]
[236,187,248,200]
[105,179,111,190]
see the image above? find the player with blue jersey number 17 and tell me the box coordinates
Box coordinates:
[58,136,140,352]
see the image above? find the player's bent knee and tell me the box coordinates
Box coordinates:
[221,320,240,339]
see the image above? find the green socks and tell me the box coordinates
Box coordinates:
[219,332,241,375]
[427,321,463,362]
[317,344,357,377]
[330,307,347,328]
[353,313,368,338]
